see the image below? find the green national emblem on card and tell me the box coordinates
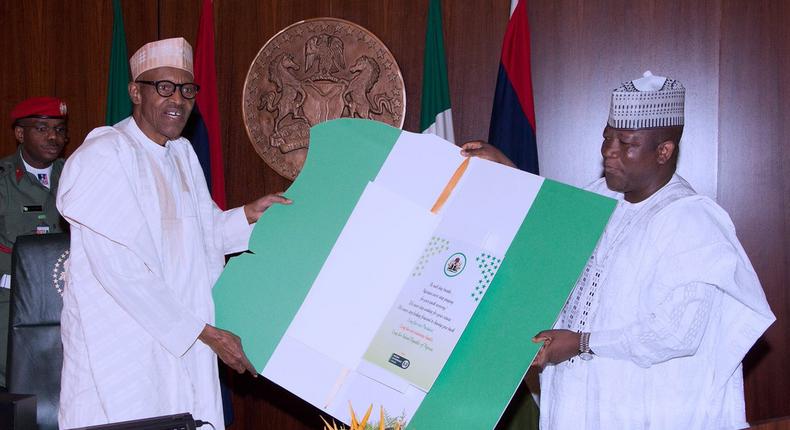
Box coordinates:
[444,252,466,277]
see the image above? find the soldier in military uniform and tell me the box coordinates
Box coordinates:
[0,96,68,387]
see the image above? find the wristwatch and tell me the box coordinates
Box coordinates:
[579,332,594,361]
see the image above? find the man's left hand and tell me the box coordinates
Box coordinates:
[532,329,581,369]
[243,193,292,224]
[198,324,257,376]
[460,140,517,168]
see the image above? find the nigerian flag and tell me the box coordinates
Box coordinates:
[420,0,455,142]
[105,0,132,125]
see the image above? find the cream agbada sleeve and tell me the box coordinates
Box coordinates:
[179,140,252,259]
[589,198,773,370]
[58,129,206,357]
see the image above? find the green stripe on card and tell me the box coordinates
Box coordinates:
[408,180,615,429]
[213,119,402,369]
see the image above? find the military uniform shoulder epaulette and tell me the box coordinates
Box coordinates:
[0,156,16,178]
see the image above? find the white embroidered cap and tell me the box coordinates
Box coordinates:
[608,71,685,130]
[129,37,194,80]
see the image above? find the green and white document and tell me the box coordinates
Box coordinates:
[360,233,501,392]
[214,119,615,429]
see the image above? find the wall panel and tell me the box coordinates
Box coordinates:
[528,0,721,199]
[719,0,790,422]
[0,0,160,157]
[0,0,113,158]
[444,1,509,143]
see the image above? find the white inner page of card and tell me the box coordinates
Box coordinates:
[262,132,544,424]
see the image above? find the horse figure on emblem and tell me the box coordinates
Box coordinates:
[344,55,395,120]
[258,52,307,131]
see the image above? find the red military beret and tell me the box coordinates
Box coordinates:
[10,96,68,123]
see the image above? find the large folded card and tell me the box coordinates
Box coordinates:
[214,119,615,428]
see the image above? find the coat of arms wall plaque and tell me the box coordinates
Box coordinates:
[243,18,406,180]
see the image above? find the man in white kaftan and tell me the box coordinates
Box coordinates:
[56,38,290,428]
[537,173,774,429]
[462,72,775,429]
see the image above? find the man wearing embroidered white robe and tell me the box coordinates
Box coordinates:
[56,37,291,429]
[462,72,775,429]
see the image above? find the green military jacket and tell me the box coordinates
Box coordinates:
[0,148,66,276]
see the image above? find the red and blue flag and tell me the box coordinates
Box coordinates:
[185,0,227,209]
[488,0,539,174]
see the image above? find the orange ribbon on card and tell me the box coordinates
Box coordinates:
[430,157,470,214]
